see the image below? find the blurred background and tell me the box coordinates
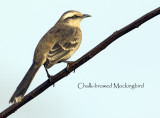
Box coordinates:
[0,0,160,118]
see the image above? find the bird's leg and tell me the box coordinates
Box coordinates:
[63,61,75,72]
[45,68,51,78]
[45,68,55,87]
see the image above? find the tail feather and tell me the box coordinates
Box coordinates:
[9,63,40,103]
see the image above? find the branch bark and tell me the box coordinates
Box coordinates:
[1,7,160,118]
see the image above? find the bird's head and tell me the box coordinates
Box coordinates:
[58,10,91,28]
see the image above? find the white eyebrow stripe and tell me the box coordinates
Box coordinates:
[62,12,75,19]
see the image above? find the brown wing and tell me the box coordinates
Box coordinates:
[44,38,79,69]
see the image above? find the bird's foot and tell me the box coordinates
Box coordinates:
[63,61,75,72]
[45,68,55,87]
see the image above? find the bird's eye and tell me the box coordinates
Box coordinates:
[72,15,79,19]
[64,15,80,21]
[73,15,77,18]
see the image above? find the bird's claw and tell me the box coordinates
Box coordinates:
[45,68,55,87]
[64,61,75,72]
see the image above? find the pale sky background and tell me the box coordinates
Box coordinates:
[0,0,160,118]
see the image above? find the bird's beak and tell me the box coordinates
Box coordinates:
[82,14,91,18]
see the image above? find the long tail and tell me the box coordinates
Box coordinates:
[9,63,40,103]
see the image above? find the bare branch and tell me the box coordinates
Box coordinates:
[0,7,160,118]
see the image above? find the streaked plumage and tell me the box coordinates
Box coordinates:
[9,10,91,103]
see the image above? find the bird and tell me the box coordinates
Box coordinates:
[9,10,91,103]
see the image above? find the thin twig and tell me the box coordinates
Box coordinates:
[0,7,160,118]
